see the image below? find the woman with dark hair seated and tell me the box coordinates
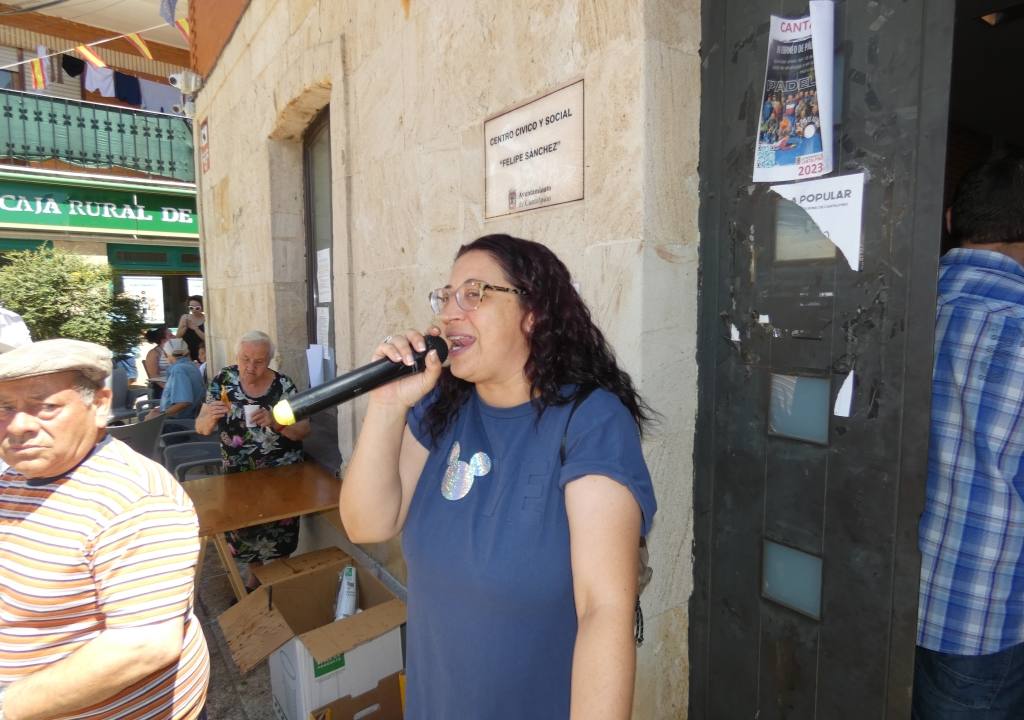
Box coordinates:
[142,326,170,400]
[340,234,657,720]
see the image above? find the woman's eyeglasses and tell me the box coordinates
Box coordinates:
[188,305,202,311]
[428,280,527,315]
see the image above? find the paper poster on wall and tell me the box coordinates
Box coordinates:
[770,172,864,271]
[315,306,330,347]
[121,275,165,324]
[306,345,325,388]
[316,248,332,303]
[753,1,834,182]
[834,370,854,417]
[186,276,204,298]
[484,79,584,218]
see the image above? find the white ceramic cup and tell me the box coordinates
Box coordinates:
[243,404,260,428]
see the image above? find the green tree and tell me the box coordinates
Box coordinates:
[0,247,146,356]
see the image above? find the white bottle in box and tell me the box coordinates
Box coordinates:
[334,565,357,620]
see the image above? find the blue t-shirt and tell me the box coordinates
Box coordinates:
[403,387,656,719]
[159,360,205,419]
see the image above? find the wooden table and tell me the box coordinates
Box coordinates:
[184,462,341,600]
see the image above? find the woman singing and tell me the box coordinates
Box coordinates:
[340,234,656,719]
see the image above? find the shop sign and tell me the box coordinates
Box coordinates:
[0,179,198,238]
[484,79,584,218]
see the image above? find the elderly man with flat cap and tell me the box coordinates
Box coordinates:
[0,339,209,720]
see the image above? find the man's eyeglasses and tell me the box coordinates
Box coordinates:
[429,280,527,315]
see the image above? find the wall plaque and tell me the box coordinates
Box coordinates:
[485,80,583,218]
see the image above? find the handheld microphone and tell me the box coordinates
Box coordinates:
[272,335,448,426]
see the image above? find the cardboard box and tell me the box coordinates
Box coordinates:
[309,672,403,720]
[253,547,354,585]
[219,549,406,720]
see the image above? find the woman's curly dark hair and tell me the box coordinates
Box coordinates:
[423,234,652,443]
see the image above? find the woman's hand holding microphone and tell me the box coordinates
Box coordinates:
[371,327,446,409]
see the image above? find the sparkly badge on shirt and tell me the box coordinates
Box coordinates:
[440,441,492,501]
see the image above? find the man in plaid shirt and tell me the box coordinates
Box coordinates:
[915,157,1024,719]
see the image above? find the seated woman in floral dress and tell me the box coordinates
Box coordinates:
[194,330,312,590]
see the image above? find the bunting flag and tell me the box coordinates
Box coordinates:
[34,45,49,87]
[124,33,154,60]
[174,18,191,45]
[28,57,46,89]
[76,45,107,69]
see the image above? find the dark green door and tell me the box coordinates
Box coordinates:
[691,1,955,717]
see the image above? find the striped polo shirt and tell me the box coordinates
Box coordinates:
[0,436,209,719]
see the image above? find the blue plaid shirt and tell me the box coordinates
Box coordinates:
[918,248,1024,655]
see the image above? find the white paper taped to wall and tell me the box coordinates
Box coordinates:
[752,1,835,182]
[770,172,865,271]
[315,306,330,347]
[306,345,325,388]
[834,370,854,417]
[316,248,332,303]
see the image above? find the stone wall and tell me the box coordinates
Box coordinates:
[193,1,699,716]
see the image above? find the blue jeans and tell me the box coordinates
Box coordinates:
[913,642,1024,719]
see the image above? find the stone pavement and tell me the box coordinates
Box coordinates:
[194,548,276,720]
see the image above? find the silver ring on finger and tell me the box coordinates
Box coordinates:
[383,335,393,344]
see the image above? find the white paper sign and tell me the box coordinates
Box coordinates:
[306,345,325,388]
[753,1,834,182]
[770,172,864,271]
[484,80,584,218]
[186,276,204,298]
[122,275,165,324]
[324,346,336,381]
[316,248,332,303]
[316,306,330,348]
[834,370,854,417]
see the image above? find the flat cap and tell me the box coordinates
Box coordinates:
[0,339,112,383]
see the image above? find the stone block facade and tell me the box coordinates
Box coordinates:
[194,1,700,716]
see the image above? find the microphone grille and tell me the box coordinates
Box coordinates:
[425,334,449,363]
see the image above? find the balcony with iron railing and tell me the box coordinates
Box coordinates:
[0,88,195,183]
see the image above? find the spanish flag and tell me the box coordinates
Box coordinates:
[76,45,107,69]
[28,57,46,89]
[175,18,191,45]
[124,33,154,60]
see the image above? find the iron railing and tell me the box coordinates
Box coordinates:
[0,89,195,182]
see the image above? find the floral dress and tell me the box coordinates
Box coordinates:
[207,365,305,563]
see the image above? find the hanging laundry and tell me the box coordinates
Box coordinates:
[84,65,115,97]
[113,72,142,105]
[139,78,183,114]
[160,0,177,26]
[61,54,85,78]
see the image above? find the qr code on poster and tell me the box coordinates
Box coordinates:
[755,144,775,169]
